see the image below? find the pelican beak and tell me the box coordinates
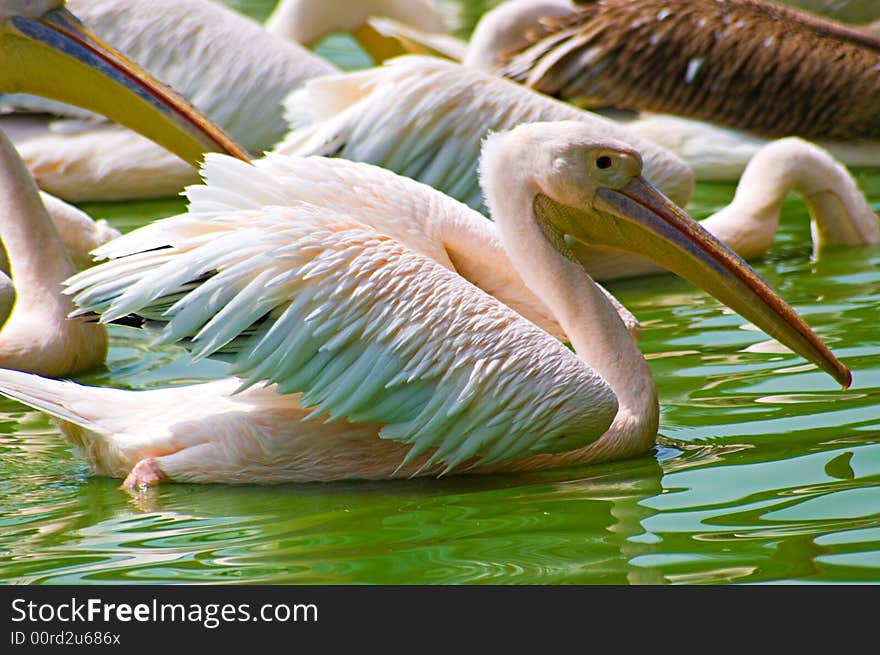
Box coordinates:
[535,176,852,388]
[0,7,250,166]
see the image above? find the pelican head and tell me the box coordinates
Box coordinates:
[481,121,851,388]
[0,0,249,165]
[266,0,449,62]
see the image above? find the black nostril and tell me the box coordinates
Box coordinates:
[596,155,613,170]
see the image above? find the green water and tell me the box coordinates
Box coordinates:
[1,0,879,585]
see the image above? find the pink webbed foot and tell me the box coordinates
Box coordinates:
[122,458,167,491]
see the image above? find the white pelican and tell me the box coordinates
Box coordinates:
[71,144,643,344]
[5,0,328,200]
[0,128,106,376]
[278,57,877,279]
[0,122,849,488]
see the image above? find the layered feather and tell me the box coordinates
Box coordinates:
[80,153,640,339]
[69,0,335,149]
[66,155,621,473]
[274,55,695,211]
[500,0,880,140]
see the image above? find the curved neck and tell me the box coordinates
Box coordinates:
[464,0,575,70]
[700,138,879,259]
[266,0,446,45]
[0,131,74,310]
[480,145,658,461]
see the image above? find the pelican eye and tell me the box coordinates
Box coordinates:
[595,155,613,170]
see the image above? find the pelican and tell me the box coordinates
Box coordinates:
[4,0,328,200]
[71,144,644,345]
[0,122,848,488]
[0,128,106,376]
[278,57,877,279]
[497,0,880,141]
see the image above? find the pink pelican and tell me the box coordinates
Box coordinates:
[0,121,849,487]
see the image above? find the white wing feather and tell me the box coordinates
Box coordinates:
[86,153,639,339]
[275,56,695,210]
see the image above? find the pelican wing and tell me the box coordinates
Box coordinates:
[275,56,695,210]
[67,166,618,474]
[500,0,880,141]
[88,153,638,340]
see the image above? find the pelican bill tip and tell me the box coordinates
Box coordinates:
[840,366,853,391]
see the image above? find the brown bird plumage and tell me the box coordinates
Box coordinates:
[500,0,880,140]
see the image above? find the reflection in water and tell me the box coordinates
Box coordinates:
[1,0,879,586]
[0,447,666,584]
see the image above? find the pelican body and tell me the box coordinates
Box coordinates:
[0,122,848,487]
[499,0,880,141]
